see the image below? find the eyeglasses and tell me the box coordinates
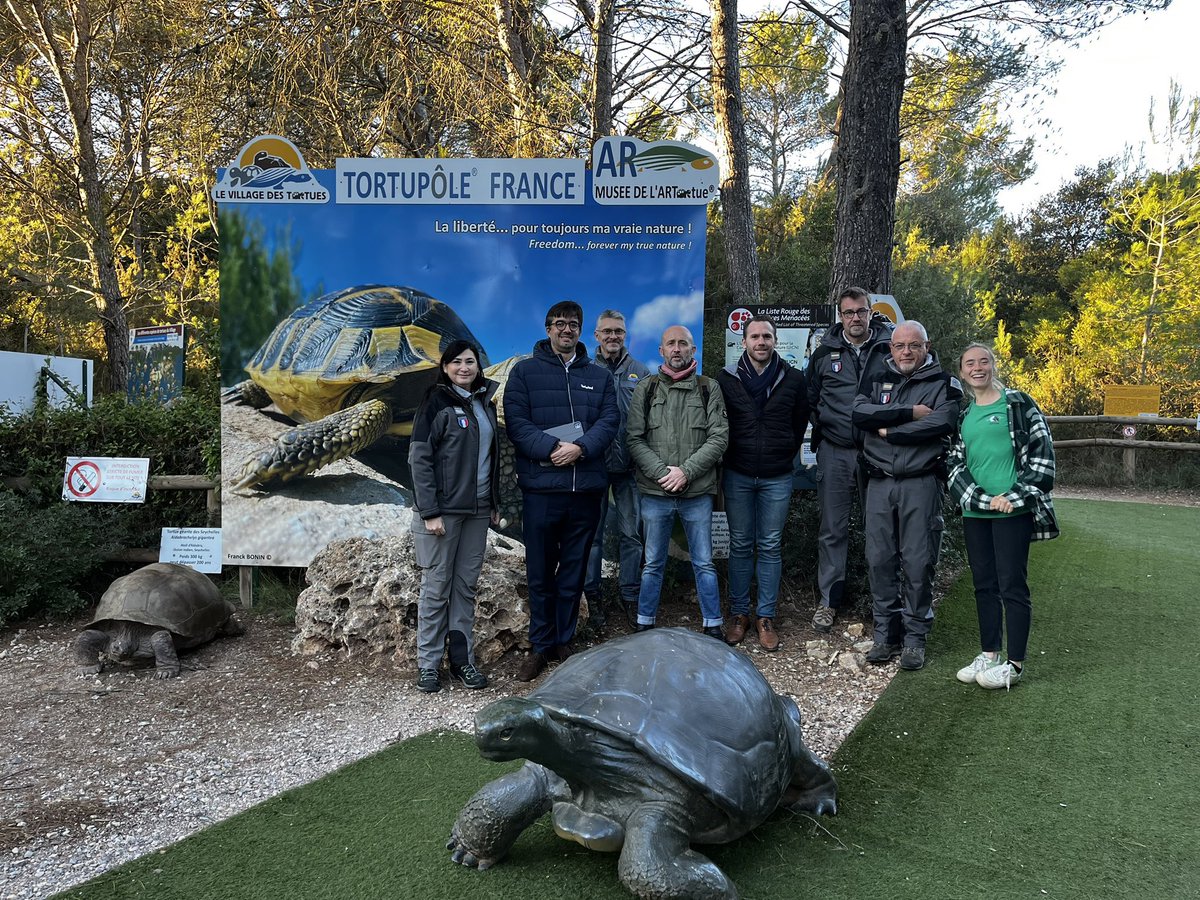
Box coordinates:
[549,320,581,332]
[598,328,626,337]
[892,342,927,352]
[840,308,870,319]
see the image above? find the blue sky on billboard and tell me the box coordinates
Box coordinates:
[221,167,709,367]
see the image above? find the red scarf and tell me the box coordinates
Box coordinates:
[659,359,697,382]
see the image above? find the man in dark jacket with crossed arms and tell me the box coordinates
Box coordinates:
[853,320,962,672]
[715,315,808,652]
[505,301,619,681]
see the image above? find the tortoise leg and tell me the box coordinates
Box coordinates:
[617,802,736,900]
[74,629,110,675]
[232,399,392,490]
[448,762,569,870]
[782,743,838,817]
[149,630,182,679]
[221,380,273,409]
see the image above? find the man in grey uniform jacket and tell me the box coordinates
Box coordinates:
[852,320,962,672]
[806,287,892,633]
[583,309,650,630]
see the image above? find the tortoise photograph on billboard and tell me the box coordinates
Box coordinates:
[216,137,714,567]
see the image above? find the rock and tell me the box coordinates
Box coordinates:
[805,639,829,651]
[847,623,864,637]
[852,640,875,652]
[292,531,530,668]
[837,652,866,673]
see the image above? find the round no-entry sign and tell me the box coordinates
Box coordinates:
[66,460,101,497]
[1121,425,1137,439]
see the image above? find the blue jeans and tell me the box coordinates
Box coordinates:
[584,472,642,601]
[637,493,722,627]
[723,469,792,619]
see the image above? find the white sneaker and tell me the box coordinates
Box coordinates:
[976,661,1023,690]
[956,652,1001,684]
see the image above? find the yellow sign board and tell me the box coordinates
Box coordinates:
[1103,384,1160,417]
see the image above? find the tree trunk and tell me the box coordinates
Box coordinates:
[828,0,906,300]
[584,0,615,142]
[711,0,760,305]
[23,0,130,392]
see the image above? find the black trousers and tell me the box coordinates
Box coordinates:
[963,512,1034,661]
[521,490,603,654]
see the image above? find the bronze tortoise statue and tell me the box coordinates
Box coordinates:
[448,627,838,898]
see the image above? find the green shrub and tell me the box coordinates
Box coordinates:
[0,492,129,627]
[0,390,220,625]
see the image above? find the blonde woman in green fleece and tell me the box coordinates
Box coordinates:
[947,343,1058,690]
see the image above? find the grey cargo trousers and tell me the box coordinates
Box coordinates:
[815,442,863,608]
[864,472,942,648]
[412,508,490,670]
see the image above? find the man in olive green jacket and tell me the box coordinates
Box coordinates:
[625,325,729,638]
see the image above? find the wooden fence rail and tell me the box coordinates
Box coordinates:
[1046,414,1200,481]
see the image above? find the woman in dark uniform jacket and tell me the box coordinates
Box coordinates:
[407,340,500,693]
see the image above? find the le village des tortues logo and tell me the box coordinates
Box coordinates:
[212,135,330,204]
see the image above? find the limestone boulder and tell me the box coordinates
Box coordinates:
[292,530,530,668]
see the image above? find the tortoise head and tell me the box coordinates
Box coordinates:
[474,697,562,763]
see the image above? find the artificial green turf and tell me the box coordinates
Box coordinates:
[58,500,1200,900]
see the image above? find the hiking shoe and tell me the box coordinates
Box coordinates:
[552,643,575,663]
[756,617,779,652]
[865,642,901,664]
[516,651,548,682]
[449,663,488,689]
[416,668,441,693]
[635,622,655,632]
[584,591,606,628]
[703,625,725,640]
[899,647,926,670]
[725,614,750,645]
[956,652,1001,684]
[977,661,1022,690]
[812,606,836,633]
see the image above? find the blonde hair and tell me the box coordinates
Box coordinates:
[957,343,1006,399]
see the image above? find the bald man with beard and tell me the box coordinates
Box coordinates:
[625,325,728,639]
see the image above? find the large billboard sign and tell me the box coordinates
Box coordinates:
[217,136,716,567]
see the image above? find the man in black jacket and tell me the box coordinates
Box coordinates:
[805,287,892,634]
[715,315,808,652]
[852,320,962,671]
[504,301,620,681]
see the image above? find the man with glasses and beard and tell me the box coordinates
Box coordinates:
[504,301,619,681]
[805,287,893,634]
[853,321,962,672]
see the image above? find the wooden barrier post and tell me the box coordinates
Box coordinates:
[239,566,255,608]
[1121,424,1137,483]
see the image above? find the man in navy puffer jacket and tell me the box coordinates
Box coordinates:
[505,301,619,681]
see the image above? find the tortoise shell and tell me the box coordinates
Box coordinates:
[244,285,489,429]
[88,563,234,640]
[529,627,802,823]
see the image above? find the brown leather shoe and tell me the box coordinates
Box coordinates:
[516,651,548,682]
[756,617,779,652]
[725,614,750,645]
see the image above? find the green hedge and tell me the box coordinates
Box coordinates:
[0,392,220,627]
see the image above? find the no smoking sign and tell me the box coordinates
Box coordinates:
[66,460,101,497]
[62,456,150,503]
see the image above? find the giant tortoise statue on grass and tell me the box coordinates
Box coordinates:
[448,627,838,899]
[74,563,243,679]
[223,284,492,491]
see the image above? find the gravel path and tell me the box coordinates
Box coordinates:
[1,612,893,899]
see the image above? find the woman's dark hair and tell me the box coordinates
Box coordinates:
[436,339,486,391]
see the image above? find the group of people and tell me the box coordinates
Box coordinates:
[406,289,1057,694]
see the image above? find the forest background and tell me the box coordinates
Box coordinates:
[2,0,1198,414]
